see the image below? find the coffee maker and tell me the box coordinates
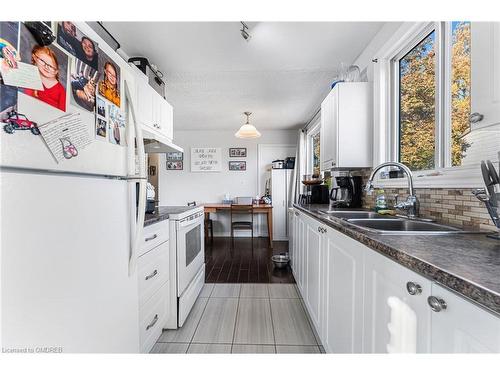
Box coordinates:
[330,175,363,208]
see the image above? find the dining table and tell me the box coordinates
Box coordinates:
[201,203,274,248]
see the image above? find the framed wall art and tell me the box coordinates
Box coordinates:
[229,161,246,171]
[229,147,247,157]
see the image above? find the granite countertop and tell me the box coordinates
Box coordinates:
[144,207,171,227]
[293,203,500,315]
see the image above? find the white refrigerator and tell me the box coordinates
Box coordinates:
[271,169,293,240]
[0,23,147,353]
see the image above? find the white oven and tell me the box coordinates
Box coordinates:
[175,210,205,297]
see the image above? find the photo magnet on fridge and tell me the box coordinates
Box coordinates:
[0,21,20,119]
[70,58,99,112]
[18,22,68,112]
[56,22,98,70]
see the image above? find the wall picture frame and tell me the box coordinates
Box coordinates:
[167,160,183,170]
[229,147,247,157]
[229,161,246,171]
[166,151,183,161]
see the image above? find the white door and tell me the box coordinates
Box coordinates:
[363,249,432,353]
[430,283,500,353]
[303,214,323,331]
[321,229,365,353]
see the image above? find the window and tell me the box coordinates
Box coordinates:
[398,30,436,171]
[306,120,321,176]
[392,22,472,172]
[311,132,320,175]
[450,21,471,167]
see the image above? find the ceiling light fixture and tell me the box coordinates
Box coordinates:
[235,111,261,139]
[240,22,251,41]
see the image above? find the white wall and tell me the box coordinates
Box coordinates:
[159,129,298,236]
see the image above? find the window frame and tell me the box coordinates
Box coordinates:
[373,21,482,188]
[306,119,321,175]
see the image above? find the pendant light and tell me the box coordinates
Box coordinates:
[235,111,261,139]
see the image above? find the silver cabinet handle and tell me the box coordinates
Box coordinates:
[427,296,447,312]
[146,314,159,330]
[145,234,158,242]
[406,281,422,295]
[145,269,158,281]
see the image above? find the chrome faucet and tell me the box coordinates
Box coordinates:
[365,162,420,219]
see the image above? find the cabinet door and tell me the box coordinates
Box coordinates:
[321,229,364,353]
[158,97,174,141]
[363,250,432,353]
[289,209,295,268]
[320,88,338,171]
[303,215,323,331]
[293,211,306,294]
[430,284,500,353]
[136,77,154,129]
[471,22,500,129]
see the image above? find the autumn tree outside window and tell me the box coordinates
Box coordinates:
[393,21,471,172]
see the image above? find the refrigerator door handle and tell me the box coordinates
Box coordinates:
[125,79,146,276]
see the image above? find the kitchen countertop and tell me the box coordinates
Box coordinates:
[144,207,171,227]
[293,203,500,315]
[144,205,203,227]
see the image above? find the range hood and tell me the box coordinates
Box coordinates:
[143,129,183,153]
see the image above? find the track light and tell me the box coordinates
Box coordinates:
[240,22,251,41]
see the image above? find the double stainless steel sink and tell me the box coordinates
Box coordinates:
[318,210,465,235]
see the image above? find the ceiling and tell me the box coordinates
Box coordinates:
[104,22,385,131]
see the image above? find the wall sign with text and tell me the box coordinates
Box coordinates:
[191,147,222,172]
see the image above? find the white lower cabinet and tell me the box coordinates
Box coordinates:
[137,221,171,353]
[321,228,364,353]
[303,213,323,331]
[292,210,306,295]
[290,208,500,354]
[429,284,500,353]
[363,249,431,353]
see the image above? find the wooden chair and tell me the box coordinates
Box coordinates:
[230,199,254,250]
[188,201,213,245]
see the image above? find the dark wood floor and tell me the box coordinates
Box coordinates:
[204,237,295,284]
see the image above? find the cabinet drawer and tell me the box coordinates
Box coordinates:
[139,280,170,353]
[140,220,169,256]
[138,240,169,306]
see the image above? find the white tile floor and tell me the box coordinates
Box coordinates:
[151,283,324,354]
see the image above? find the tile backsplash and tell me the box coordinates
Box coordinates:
[351,170,497,232]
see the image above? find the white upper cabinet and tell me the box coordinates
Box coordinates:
[430,283,500,353]
[471,22,500,129]
[132,66,174,142]
[320,82,372,171]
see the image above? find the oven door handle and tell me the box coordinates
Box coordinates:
[177,214,204,229]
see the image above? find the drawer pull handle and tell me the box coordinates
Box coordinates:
[406,281,422,295]
[146,314,159,330]
[427,296,447,312]
[145,234,158,242]
[145,269,158,281]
